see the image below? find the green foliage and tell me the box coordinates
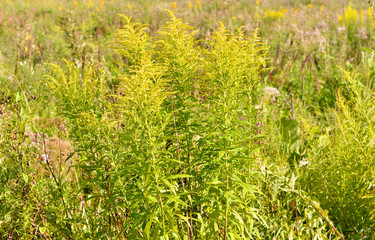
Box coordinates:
[0,12,336,239]
[3,1,375,239]
[299,69,375,238]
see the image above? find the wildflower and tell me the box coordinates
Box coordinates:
[293,8,298,13]
[195,0,202,8]
[58,6,62,10]
[171,2,177,9]
[281,9,288,13]
[368,7,373,20]
[298,158,309,167]
[256,0,260,6]
[74,1,79,7]
[337,26,346,33]
[187,2,193,8]
[127,2,131,10]
[308,4,313,9]
[40,154,49,163]
[359,28,367,39]
[96,7,99,12]
[263,86,279,101]
[263,9,284,20]
[100,0,104,6]
[361,9,365,25]
[232,16,237,20]
[86,0,93,8]
[319,5,324,11]
[338,14,343,25]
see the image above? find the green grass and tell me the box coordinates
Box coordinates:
[1,0,375,239]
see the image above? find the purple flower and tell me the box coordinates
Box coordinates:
[32,8,35,11]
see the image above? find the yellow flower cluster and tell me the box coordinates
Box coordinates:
[186,0,202,10]
[69,0,108,12]
[263,9,285,21]
[86,0,93,8]
[338,6,359,26]
[338,5,375,38]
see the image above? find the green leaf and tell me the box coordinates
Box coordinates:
[166,174,193,180]
[207,179,223,185]
[145,206,157,239]
[146,195,158,203]
[165,194,187,206]
[22,173,29,184]
[16,92,21,102]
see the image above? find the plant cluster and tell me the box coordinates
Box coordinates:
[0,11,343,239]
[1,0,375,239]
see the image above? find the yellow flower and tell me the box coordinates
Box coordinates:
[263,8,285,20]
[74,1,79,7]
[100,0,104,6]
[171,2,177,9]
[293,8,298,13]
[58,6,62,10]
[194,0,202,8]
[127,2,131,10]
[319,5,324,11]
[86,0,93,8]
[281,9,288,13]
[232,16,237,20]
[96,7,99,12]
[256,0,260,6]
[338,14,342,23]
[308,4,313,9]
[187,2,193,8]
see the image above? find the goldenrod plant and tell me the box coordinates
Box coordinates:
[9,13,334,239]
[263,8,285,22]
[337,5,375,59]
[2,0,375,239]
[299,69,375,238]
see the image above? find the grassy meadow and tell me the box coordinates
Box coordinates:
[1,0,375,239]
